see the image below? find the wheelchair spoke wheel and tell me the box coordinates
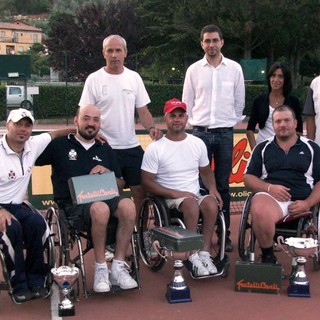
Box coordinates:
[46,206,68,267]
[238,194,255,262]
[138,197,169,271]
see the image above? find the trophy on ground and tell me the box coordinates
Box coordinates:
[51,266,79,316]
[277,236,318,297]
[150,226,203,303]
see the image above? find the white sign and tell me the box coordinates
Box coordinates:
[28,87,39,95]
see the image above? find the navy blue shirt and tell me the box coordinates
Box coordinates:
[36,134,122,202]
[245,136,320,200]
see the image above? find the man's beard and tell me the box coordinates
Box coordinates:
[79,126,97,140]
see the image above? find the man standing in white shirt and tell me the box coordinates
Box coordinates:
[304,75,320,145]
[79,35,162,212]
[182,24,245,251]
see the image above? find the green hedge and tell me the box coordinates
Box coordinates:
[0,83,307,121]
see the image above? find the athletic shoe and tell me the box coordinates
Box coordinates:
[110,261,138,290]
[189,252,210,277]
[12,288,33,303]
[93,267,111,293]
[105,249,114,262]
[198,251,218,274]
[31,286,48,299]
[143,231,158,259]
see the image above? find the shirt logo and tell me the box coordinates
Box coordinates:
[299,151,305,155]
[8,170,16,180]
[93,155,102,162]
[68,149,77,160]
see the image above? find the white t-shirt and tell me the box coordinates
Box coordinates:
[141,134,209,195]
[79,67,151,149]
[0,133,51,203]
[256,105,274,144]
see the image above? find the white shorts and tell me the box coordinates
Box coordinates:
[165,194,212,211]
[253,192,293,218]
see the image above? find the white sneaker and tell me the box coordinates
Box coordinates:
[94,267,111,293]
[105,249,114,262]
[110,261,138,290]
[199,251,217,274]
[189,252,210,276]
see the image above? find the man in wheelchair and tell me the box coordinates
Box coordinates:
[141,98,222,277]
[36,105,138,292]
[0,108,76,303]
[244,105,320,264]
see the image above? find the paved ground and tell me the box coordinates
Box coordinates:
[1,214,320,320]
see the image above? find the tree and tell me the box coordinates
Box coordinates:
[46,12,79,79]
[46,0,142,80]
[28,43,50,76]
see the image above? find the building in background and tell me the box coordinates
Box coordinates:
[0,21,42,55]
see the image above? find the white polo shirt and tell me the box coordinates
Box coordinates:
[0,133,51,204]
[79,67,151,149]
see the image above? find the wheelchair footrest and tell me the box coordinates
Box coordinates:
[151,226,203,252]
[184,254,229,279]
[235,261,282,295]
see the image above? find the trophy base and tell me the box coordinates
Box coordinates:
[287,283,310,298]
[58,305,75,317]
[166,285,192,304]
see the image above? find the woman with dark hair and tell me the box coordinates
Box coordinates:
[246,62,303,149]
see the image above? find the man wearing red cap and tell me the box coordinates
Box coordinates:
[141,98,222,276]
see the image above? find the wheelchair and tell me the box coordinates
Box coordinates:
[138,194,230,279]
[238,193,320,269]
[45,202,141,298]
[0,201,55,304]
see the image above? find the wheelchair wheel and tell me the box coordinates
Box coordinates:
[311,205,320,271]
[138,196,169,272]
[125,227,141,288]
[238,194,256,262]
[46,205,69,267]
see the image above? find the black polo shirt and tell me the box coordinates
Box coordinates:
[36,134,122,202]
[245,136,320,200]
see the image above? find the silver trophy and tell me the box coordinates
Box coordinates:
[277,236,318,297]
[51,266,79,316]
[166,259,191,303]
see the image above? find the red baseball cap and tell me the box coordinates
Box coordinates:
[163,98,187,114]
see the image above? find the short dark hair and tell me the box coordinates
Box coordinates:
[200,24,223,41]
[272,105,296,120]
[267,62,292,97]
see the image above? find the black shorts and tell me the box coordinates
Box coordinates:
[114,146,144,186]
[60,196,124,232]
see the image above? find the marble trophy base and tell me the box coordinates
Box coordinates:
[58,304,75,317]
[166,259,192,304]
[287,283,310,298]
[166,284,192,304]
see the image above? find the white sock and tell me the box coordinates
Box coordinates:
[95,262,108,270]
[188,252,199,261]
[198,251,210,257]
[111,259,124,270]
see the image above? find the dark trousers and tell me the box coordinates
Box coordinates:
[193,128,233,234]
[0,204,48,291]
